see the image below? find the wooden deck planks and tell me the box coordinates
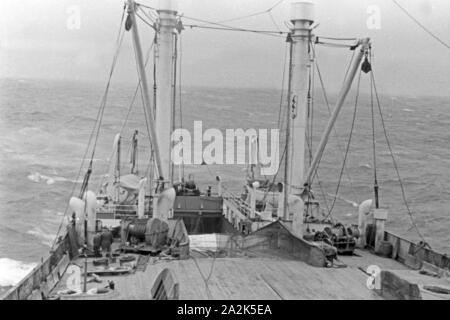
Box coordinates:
[52,248,421,300]
[229,258,281,300]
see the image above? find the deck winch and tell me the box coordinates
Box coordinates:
[314,223,359,255]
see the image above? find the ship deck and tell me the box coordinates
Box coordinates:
[5,216,450,300]
[50,243,450,300]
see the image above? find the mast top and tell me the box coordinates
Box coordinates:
[291,1,315,23]
[158,0,178,12]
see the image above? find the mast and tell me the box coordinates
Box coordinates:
[155,0,178,184]
[303,38,371,188]
[288,2,315,197]
[127,0,164,181]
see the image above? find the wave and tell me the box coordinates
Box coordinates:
[26,227,56,247]
[325,193,359,208]
[0,258,37,287]
[27,172,71,185]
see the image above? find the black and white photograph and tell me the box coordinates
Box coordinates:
[0,0,449,306]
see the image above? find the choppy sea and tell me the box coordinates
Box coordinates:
[1,77,450,292]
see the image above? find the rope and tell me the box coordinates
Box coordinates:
[311,45,359,203]
[182,23,285,38]
[97,37,155,192]
[391,0,450,50]
[216,0,285,25]
[326,70,362,219]
[369,49,379,208]
[136,11,157,30]
[250,41,289,204]
[308,41,315,166]
[50,7,127,250]
[304,127,330,213]
[89,15,127,164]
[190,233,237,299]
[135,2,157,11]
[276,44,288,129]
[306,41,315,216]
[315,41,357,49]
[138,5,156,25]
[178,34,185,180]
[180,13,287,37]
[268,10,282,33]
[190,256,214,299]
[370,69,429,245]
[171,33,178,184]
[316,36,358,41]
[132,52,153,154]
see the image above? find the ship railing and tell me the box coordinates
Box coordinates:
[221,190,253,219]
[96,203,138,219]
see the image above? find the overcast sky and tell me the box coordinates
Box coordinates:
[1,0,449,96]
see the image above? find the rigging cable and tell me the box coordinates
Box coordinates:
[135,2,157,11]
[308,41,315,166]
[391,0,450,50]
[370,69,429,245]
[311,45,359,204]
[132,43,155,164]
[369,49,379,209]
[178,33,185,180]
[306,41,315,216]
[268,10,282,33]
[136,11,157,30]
[277,43,289,129]
[97,39,155,192]
[137,2,289,37]
[218,0,285,24]
[326,69,362,219]
[242,38,289,205]
[189,233,240,300]
[314,41,357,49]
[51,6,127,250]
[171,32,179,183]
[138,5,157,25]
[182,23,285,38]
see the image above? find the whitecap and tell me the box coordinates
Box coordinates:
[326,193,359,208]
[27,172,68,185]
[0,258,37,287]
[26,227,56,247]
[27,172,41,183]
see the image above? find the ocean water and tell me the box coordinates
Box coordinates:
[1,77,450,290]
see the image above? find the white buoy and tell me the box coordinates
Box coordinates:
[358,199,373,248]
[69,196,86,246]
[154,187,176,221]
[277,184,285,218]
[249,182,260,219]
[84,191,97,247]
[290,195,305,238]
[374,208,389,253]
